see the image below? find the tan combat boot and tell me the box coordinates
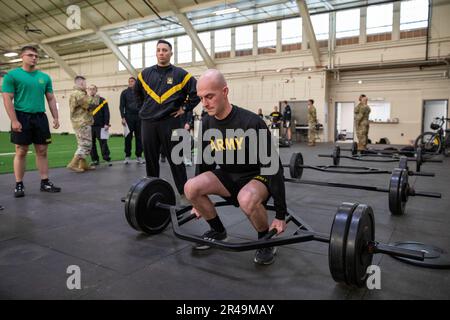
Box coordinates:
[78,158,96,171]
[67,156,84,172]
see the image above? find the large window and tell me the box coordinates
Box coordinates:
[144,40,157,67]
[336,9,360,38]
[400,0,429,30]
[177,35,192,64]
[195,32,211,62]
[257,21,276,48]
[367,3,393,34]
[118,45,128,71]
[130,43,143,69]
[311,13,329,40]
[214,28,231,53]
[282,18,302,44]
[235,25,253,50]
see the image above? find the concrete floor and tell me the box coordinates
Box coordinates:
[0,142,449,300]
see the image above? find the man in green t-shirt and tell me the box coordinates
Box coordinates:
[2,46,61,197]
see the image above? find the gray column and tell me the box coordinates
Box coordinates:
[253,24,258,56]
[359,7,367,44]
[392,1,401,41]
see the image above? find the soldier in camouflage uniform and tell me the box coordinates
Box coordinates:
[307,99,317,146]
[354,94,371,151]
[67,76,95,172]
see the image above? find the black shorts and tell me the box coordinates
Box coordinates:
[211,168,271,207]
[11,111,51,145]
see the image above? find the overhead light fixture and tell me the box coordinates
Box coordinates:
[119,28,138,34]
[213,7,239,15]
[358,80,363,84]
[9,58,23,63]
[4,52,18,57]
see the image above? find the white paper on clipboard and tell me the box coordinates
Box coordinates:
[123,123,130,137]
[101,127,110,139]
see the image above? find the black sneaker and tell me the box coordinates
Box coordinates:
[91,160,99,166]
[0,205,4,210]
[193,229,227,250]
[254,247,277,265]
[40,181,61,193]
[14,184,25,198]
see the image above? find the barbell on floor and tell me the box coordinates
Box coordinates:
[338,141,417,157]
[283,152,434,180]
[284,156,441,216]
[319,146,442,172]
[123,177,435,287]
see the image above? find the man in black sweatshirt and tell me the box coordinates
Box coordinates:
[134,39,200,198]
[184,69,287,265]
[88,85,111,166]
[120,77,144,164]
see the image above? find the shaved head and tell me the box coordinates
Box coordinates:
[198,69,227,90]
[197,69,231,120]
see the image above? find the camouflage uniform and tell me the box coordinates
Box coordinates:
[354,102,371,150]
[308,105,317,145]
[69,86,94,158]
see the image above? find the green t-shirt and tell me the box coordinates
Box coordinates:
[1,68,53,113]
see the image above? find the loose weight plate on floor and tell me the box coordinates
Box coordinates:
[390,242,450,269]
[125,177,176,234]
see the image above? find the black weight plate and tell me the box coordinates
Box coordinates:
[389,169,407,215]
[416,147,422,172]
[398,157,408,170]
[289,152,304,179]
[345,204,375,287]
[390,242,450,269]
[333,146,341,166]
[351,142,358,155]
[127,177,176,234]
[329,202,358,284]
[124,179,142,229]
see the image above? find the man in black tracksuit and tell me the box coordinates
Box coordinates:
[134,39,200,196]
[88,85,111,165]
[120,77,143,164]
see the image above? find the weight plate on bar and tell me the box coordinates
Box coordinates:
[416,147,422,172]
[124,180,140,228]
[351,142,358,156]
[289,152,304,179]
[125,177,176,234]
[389,169,407,215]
[390,241,450,269]
[329,202,358,285]
[345,204,375,287]
[398,157,408,170]
[333,146,341,166]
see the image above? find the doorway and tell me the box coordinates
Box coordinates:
[279,101,309,142]
[422,100,448,133]
[335,102,355,142]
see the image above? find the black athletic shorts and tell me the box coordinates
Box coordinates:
[211,168,271,207]
[11,111,52,145]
